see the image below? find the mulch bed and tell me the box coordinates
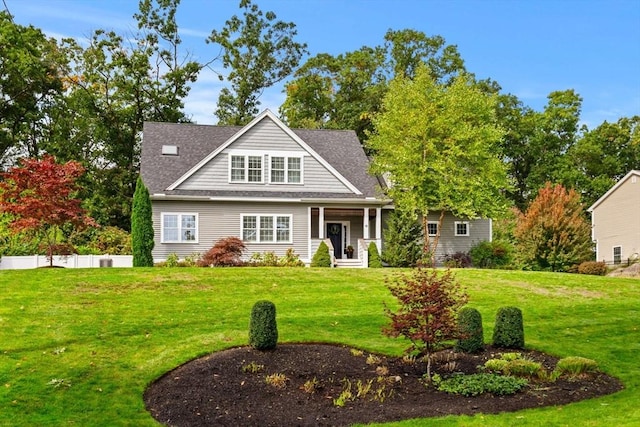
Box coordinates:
[144,343,622,427]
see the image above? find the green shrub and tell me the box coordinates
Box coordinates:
[470,240,512,268]
[443,251,472,268]
[368,242,383,268]
[577,261,607,276]
[279,248,305,267]
[455,307,484,353]
[249,300,278,351]
[311,241,332,267]
[436,373,528,396]
[493,307,525,349]
[554,356,599,377]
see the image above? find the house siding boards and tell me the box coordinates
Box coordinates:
[152,200,310,260]
[589,171,640,263]
[426,213,491,262]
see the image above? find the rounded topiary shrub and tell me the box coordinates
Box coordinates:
[456,307,484,353]
[368,242,383,268]
[311,241,332,267]
[249,300,278,351]
[492,306,525,349]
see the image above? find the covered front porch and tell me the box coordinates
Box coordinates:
[308,206,385,267]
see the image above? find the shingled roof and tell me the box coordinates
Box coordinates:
[140,113,385,200]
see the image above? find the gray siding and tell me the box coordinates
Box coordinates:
[177,119,352,193]
[428,213,491,262]
[152,200,310,261]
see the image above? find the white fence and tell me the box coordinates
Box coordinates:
[0,255,133,270]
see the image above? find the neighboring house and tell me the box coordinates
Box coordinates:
[140,109,491,266]
[588,170,640,265]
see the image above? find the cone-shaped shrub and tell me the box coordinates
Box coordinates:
[493,306,525,349]
[249,300,278,350]
[456,307,484,353]
[368,242,383,268]
[311,241,332,267]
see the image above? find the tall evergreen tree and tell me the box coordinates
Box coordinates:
[131,176,154,267]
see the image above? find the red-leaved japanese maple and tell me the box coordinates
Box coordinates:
[383,268,468,382]
[0,156,96,266]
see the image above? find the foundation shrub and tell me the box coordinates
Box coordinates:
[368,242,383,268]
[311,241,332,267]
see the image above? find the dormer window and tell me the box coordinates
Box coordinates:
[230,154,263,183]
[270,156,302,184]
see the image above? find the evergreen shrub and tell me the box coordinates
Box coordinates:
[311,241,332,267]
[493,306,525,349]
[368,242,383,268]
[455,307,484,353]
[249,300,278,350]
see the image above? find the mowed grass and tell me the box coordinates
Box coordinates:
[0,267,638,426]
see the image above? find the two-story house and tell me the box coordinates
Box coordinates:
[140,110,492,266]
[588,170,640,265]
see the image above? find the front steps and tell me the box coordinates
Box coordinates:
[334,258,364,268]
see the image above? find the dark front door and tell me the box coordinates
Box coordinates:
[326,223,342,259]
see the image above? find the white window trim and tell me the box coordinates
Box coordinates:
[454,221,470,237]
[228,154,263,183]
[613,246,622,264]
[269,155,304,185]
[427,221,439,237]
[160,212,199,243]
[241,214,293,244]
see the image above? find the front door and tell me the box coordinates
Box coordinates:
[326,222,343,259]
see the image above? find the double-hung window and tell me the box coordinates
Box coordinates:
[230,154,263,183]
[613,246,622,264]
[270,156,302,184]
[242,214,291,243]
[454,221,469,236]
[427,221,439,236]
[161,213,198,243]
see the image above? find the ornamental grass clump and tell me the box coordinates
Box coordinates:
[249,300,278,351]
[455,307,484,353]
[554,356,599,378]
[493,306,525,349]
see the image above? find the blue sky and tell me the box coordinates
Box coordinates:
[7,0,640,128]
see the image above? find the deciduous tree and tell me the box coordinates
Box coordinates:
[208,0,308,125]
[383,269,468,381]
[0,156,95,266]
[280,29,465,143]
[368,64,509,264]
[514,182,593,271]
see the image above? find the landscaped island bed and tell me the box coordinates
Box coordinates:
[145,343,621,426]
[0,268,637,426]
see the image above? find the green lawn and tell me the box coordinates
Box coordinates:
[0,267,638,426]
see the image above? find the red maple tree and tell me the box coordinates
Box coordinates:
[0,156,96,266]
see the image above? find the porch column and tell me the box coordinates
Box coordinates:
[375,207,382,239]
[319,207,325,239]
[363,208,370,239]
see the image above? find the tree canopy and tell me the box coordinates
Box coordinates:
[368,64,510,262]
